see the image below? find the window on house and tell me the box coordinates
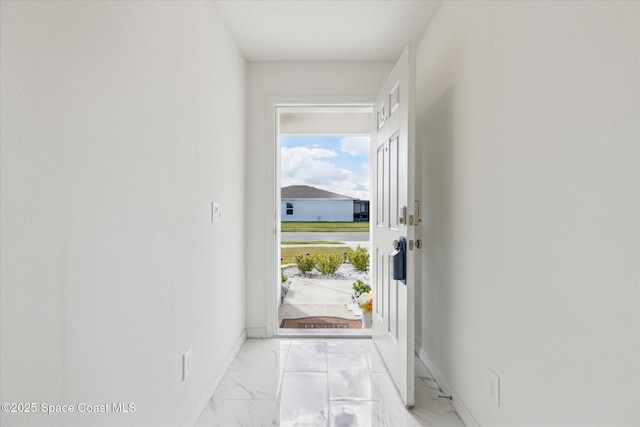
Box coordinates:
[286,202,294,215]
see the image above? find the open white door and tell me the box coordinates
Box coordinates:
[371,45,416,407]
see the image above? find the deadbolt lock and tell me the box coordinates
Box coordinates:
[399,205,407,225]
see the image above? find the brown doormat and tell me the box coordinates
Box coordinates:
[280,316,362,329]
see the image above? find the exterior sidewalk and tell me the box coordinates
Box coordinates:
[278,276,360,326]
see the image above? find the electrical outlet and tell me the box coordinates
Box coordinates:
[212,202,222,222]
[489,369,500,406]
[183,348,193,380]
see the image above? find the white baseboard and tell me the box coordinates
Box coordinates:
[182,330,246,426]
[246,327,267,338]
[415,342,480,427]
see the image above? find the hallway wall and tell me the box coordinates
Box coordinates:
[414,1,639,425]
[245,61,393,337]
[0,2,246,426]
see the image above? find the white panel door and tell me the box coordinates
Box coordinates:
[371,45,415,407]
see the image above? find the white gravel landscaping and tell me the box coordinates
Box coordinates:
[281,262,369,301]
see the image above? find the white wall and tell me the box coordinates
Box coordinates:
[414,1,639,426]
[0,2,246,426]
[281,200,354,222]
[279,112,372,135]
[246,61,393,336]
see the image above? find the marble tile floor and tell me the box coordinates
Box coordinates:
[196,338,464,427]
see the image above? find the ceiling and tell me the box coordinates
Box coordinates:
[215,0,441,62]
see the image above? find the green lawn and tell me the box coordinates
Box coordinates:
[280,246,353,265]
[281,221,369,232]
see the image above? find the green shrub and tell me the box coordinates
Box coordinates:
[281,271,288,284]
[315,254,342,275]
[295,253,315,274]
[348,245,370,271]
[352,279,371,298]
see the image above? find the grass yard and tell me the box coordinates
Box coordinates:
[281,221,369,232]
[280,246,353,265]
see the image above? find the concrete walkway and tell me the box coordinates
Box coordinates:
[278,239,370,328]
[278,276,362,325]
[284,277,353,304]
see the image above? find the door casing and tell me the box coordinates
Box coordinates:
[266,96,375,337]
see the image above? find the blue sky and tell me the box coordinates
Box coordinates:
[281,135,370,200]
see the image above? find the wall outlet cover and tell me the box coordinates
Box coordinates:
[183,348,193,380]
[489,369,500,406]
[212,202,222,222]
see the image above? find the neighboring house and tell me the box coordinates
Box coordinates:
[281,185,355,222]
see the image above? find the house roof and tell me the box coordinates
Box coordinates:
[281,185,354,200]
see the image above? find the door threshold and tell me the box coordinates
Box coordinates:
[277,328,372,338]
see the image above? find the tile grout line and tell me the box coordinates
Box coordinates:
[276,339,292,426]
[324,339,330,427]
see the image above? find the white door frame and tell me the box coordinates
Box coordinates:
[265,96,375,337]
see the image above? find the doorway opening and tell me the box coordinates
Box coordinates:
[275,105,373,336]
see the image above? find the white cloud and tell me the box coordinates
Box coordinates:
[340,136,370,156]
[331,177,370,201]
[281,146,370,200]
